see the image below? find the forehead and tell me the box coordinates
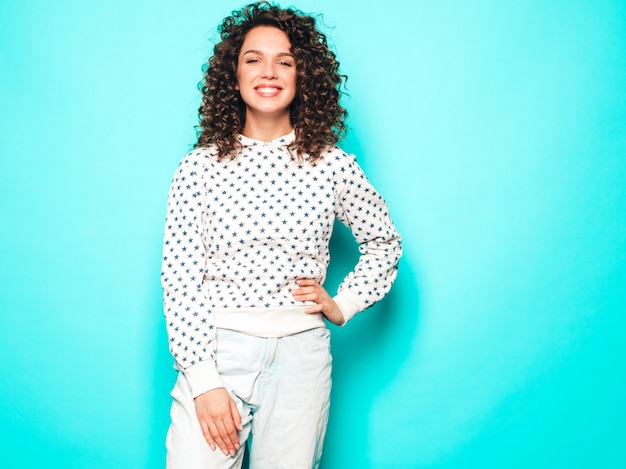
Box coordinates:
[240,26,292,53]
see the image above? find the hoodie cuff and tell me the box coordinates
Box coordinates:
[333,289,366,325]
[183,360,224,398]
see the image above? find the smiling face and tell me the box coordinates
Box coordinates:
[236,26,297,134]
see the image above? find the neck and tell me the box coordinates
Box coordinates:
[241,112,292,142]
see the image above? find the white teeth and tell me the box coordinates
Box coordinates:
[257,87,279,93]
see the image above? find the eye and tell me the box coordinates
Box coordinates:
[278,61,294,67]
[246,58,260,64]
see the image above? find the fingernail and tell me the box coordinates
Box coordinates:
[230,449,236,457]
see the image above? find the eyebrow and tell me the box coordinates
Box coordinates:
[242,49,295,58]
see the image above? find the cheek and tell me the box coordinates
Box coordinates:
[236,64,250,89]
[288,71,298,89]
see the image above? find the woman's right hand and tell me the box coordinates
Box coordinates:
[194,387,243,456]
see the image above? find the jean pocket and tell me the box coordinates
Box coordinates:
[303,326,330,341]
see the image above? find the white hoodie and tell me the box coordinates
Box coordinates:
[161,131,402,397]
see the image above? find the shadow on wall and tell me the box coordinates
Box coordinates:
[150,291,177,468]
[321,220,418,468]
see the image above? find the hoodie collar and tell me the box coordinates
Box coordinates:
[237,130,295,148]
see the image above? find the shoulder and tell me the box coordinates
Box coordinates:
[179,145,219,167]
[173,146,222,177]
[317,145,358,168]
[168,147,221,185]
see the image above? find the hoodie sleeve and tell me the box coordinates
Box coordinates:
[332,152,402,323]
[161,151,223,397]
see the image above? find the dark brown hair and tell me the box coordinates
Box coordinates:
[195,1,347,161]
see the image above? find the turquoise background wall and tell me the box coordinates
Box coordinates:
[1,1,625,467]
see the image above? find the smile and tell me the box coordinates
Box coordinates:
[255,87,282,96]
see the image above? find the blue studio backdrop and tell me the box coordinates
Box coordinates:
[1,1,625,468]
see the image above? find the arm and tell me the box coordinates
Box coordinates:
[331,153,402,323]
[161,152,220,395]
[161,152,241,454]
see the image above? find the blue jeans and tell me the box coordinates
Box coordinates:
[166,327,332,469]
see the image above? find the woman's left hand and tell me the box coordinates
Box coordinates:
[291,279,345,325]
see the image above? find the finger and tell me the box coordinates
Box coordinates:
[230,399,243,432]
[296,278,318,286]
[292,286,323,296]
[298,293,321,302]
[223,419,241,452]
[304,304,324,313]
[216,419,239,455]
[199,420,217,451]
[207,421,230,456]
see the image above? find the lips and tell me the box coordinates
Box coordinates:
[255,86,282,97]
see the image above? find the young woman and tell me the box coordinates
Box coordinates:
[161,2,402,468]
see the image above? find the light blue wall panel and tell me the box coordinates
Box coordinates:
[1,1,624,467]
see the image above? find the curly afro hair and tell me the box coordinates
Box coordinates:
[195,1,347,161]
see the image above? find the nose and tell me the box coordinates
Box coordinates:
[261,62,277,79]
